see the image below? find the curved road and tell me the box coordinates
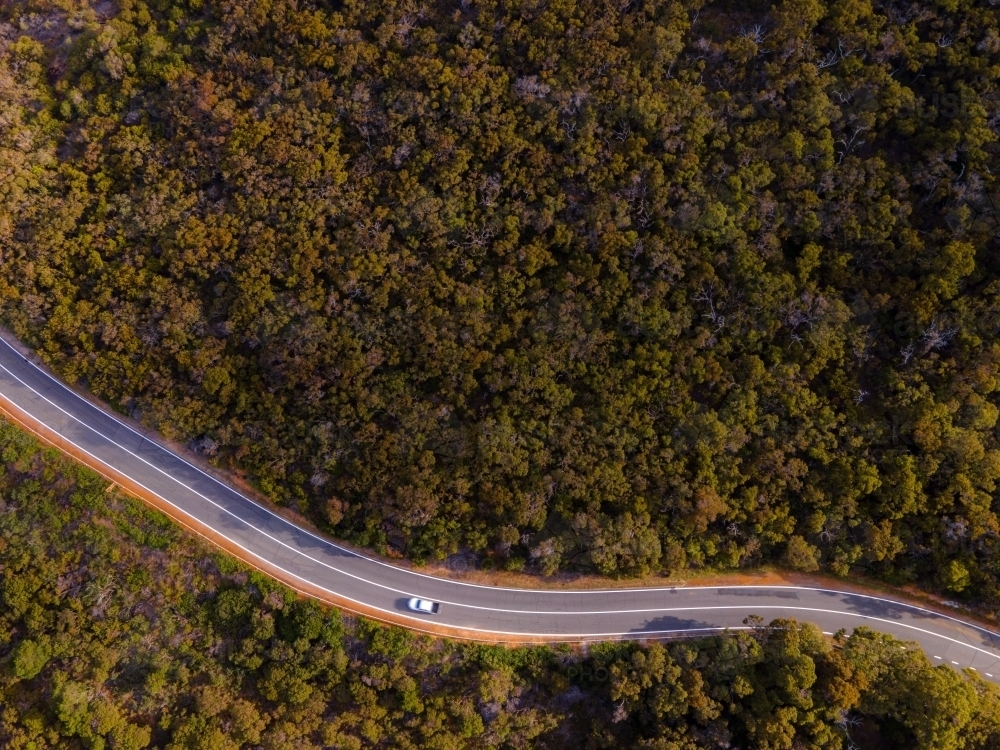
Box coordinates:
[1,334,1000,676]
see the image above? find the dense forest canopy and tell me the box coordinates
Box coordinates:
[5,0,1000,597]
[3,417,1000,750]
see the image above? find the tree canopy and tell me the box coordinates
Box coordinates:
[4,0,1000,599]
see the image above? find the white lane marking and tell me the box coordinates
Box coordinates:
[935,656,942,659]
[0,337,994,620]
[2,353,997,621]
[6,341,1000,648]
[12,413,1000,653]
[953,661,960,665]
[823,631,833,635]
[2,338,1000,632]
[8,406,1000,651]
[988,673,994,677]
[7,360,1000,638]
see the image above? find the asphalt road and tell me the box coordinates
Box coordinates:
[1,335,1000,676]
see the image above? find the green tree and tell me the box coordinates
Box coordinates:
[11,638,50,681]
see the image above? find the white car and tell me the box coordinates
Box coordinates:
[407,598,440,615]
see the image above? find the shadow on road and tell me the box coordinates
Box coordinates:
[631,614,731,636]
[716,588,800,599]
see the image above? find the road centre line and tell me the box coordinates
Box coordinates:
[7,400,1000,655]
[5,339,1000,650]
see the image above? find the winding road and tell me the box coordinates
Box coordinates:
[1,332,1000,676]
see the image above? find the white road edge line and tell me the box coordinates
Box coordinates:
[0,337,992,609]
[6,338,1000,647]
[9,391,1000,651]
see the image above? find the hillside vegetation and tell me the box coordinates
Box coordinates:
[2,417,1000,749]
[4,0,1000,598]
